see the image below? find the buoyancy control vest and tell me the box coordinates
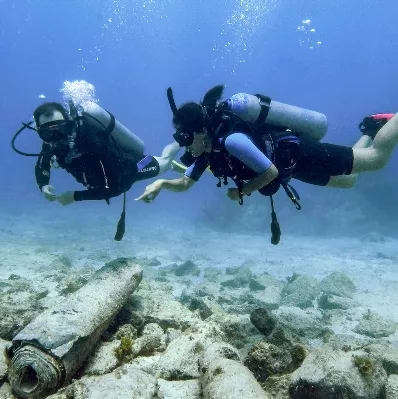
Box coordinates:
[211,94,304,204]
[207,126,300,197]
[76,102,146,241]
[204,94,311,245]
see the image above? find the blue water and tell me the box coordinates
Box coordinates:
[3,5,398,396]
[1,0,398,237]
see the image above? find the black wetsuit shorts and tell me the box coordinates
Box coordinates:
[293,139,354,186]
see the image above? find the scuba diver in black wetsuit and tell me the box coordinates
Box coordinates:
[135,84,398,244]
[12,100,180,240]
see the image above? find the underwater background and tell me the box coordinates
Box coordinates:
[0,0,398,238]
[2,1,398,398]
[1,0,398,239]
[1,0,398,302]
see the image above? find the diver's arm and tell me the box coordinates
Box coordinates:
[35,144,52,190]
[155,141,181,174]
[136,154,207,202]
[73,187,123,202]
[224,133,279,194]
[135,175,195,202]
[241,165,279,196]
[159,175,195,192]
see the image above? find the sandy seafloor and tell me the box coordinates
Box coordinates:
[2,200,398,345]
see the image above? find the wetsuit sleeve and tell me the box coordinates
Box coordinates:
[73,187,123,201]
[224,133,272,173]
[184,155,209,181]
[35,143,52,190]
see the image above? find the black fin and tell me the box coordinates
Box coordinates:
[201,85,224,107]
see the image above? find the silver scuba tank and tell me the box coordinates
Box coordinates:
[226,93,328,141]
[82,101,145,157]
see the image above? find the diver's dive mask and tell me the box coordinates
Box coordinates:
[37,120,73,143]
[11,117,75,157]
[172,127,195,147]
[172,106,213,147]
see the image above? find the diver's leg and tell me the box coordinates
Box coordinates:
[294,172,357,189]
[353,134,373,149]
[154,141,180,174]
[352,112,398,173]
[326,134,373,188]
[326,175,356,188]
[294,136,373,189]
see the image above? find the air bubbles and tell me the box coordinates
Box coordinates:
[212,0,277,74]
[297,18,322,50]
[77,0,177,71]
[60,80,99,109]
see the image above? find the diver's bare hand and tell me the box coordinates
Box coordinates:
[42,185,57,202]
[227,187,241,201]
[135,180,163,203]
[57,191,76,206]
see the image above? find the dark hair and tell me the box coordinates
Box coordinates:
[171,85,225,134]
[201,85,224,107]
[172,102,204,133]
[33,102,69,127]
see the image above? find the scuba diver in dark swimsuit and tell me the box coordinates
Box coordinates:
[136,85,397,244]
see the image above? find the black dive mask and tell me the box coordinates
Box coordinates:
[172,106,212,147]
[173,128,194,147]
[37,120,73,143]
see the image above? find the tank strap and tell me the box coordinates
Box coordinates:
[103,111,116,138]
[254,94,271,127]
